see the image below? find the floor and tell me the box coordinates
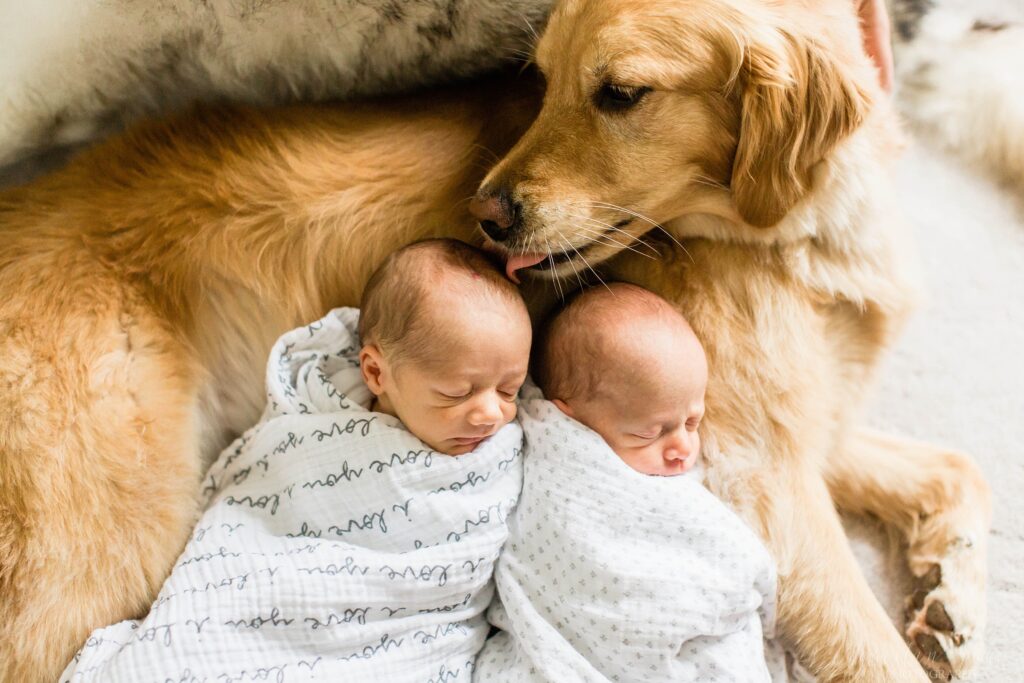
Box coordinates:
[852,139,1024,681]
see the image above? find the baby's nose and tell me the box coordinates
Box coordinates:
[664,447,686,461]
[663,435,691,461]
[468,394,503,425]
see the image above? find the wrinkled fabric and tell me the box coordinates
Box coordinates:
[61,308,523,683]
[474,384,777,683]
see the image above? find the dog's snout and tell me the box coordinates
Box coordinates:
[479,219,507,242]
[469,189,515,228]
[470,188,520,242]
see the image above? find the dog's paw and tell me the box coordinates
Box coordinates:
[904,538,986,681]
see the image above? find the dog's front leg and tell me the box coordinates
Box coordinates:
[826,428,992,680]
[757,460,931,682]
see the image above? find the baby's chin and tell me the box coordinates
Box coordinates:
[441,443,476,456]
[433,435,487,456]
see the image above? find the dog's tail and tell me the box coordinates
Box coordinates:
[892,0,1024,193]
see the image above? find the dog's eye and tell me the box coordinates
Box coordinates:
[595,83,651,112]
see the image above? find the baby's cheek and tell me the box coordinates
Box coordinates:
[613,446,641,467]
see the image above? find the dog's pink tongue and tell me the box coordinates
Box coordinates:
[504,253,547,284]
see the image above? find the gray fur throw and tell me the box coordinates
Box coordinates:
[0,0,554,167]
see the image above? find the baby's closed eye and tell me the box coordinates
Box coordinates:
[437,388,471,401]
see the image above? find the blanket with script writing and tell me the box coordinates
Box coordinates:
[60,307,523,683]
[474,384,784,683]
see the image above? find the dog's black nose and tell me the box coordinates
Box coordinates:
[470,188,520,242]
[479,218,508,242]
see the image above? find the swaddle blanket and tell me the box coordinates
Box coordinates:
[60,307,523,683]
[474,385,778,683]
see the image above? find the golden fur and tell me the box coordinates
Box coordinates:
[0,0,991,681]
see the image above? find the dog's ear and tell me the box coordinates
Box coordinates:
[731,29,871,227]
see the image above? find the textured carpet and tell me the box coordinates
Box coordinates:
[851,140,1024,681]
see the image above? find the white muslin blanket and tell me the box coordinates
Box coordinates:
[474,386,780,683]
[60,307,523,683]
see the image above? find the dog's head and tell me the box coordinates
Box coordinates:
[472,0,874,279]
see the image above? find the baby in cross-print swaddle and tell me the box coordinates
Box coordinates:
[60,239,532,683]
[536,282,707,478]
[475,282,781,683]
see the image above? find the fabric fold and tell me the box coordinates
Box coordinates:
[474,385,778,683]
[60,308,523,683]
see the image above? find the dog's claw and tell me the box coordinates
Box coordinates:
[925,601,955,633]
[904,559,983,680]
[914,632,949,664]
[920,563,942,590]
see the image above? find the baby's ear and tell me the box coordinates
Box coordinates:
[551,399,574,418]
[359,345,387,395]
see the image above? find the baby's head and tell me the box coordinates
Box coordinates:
[358,238,531,455]
[536,283,707,476]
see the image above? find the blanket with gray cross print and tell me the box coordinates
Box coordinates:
[474,383,783,683]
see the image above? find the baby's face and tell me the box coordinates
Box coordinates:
[557,349,707,476]
[365,307,531,455]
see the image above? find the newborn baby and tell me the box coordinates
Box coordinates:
[474,283,780,683]
[359,238,531,455]
[537,281,707,476]
[61,239,531,683]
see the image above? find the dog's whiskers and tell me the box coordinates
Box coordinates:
[518,13,542,45]
[547,244,565,302]
[576,226,653,261]
[471,143,503,167]
[567,224,630,254]
[568,218,657,261]
[650,226,693,263]
[585,201,693,263]
[528,233,564,301]
[558,227,612,294]
[503,47,536,65]
[586,201,661,229]
[577,217,658,256]
[554,230,586,294]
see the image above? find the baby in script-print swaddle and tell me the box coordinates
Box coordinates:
[475,283,780,683]
[358,238,531,456]
[60,238,532,683]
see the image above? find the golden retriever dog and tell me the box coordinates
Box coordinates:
[0,0,991,681]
